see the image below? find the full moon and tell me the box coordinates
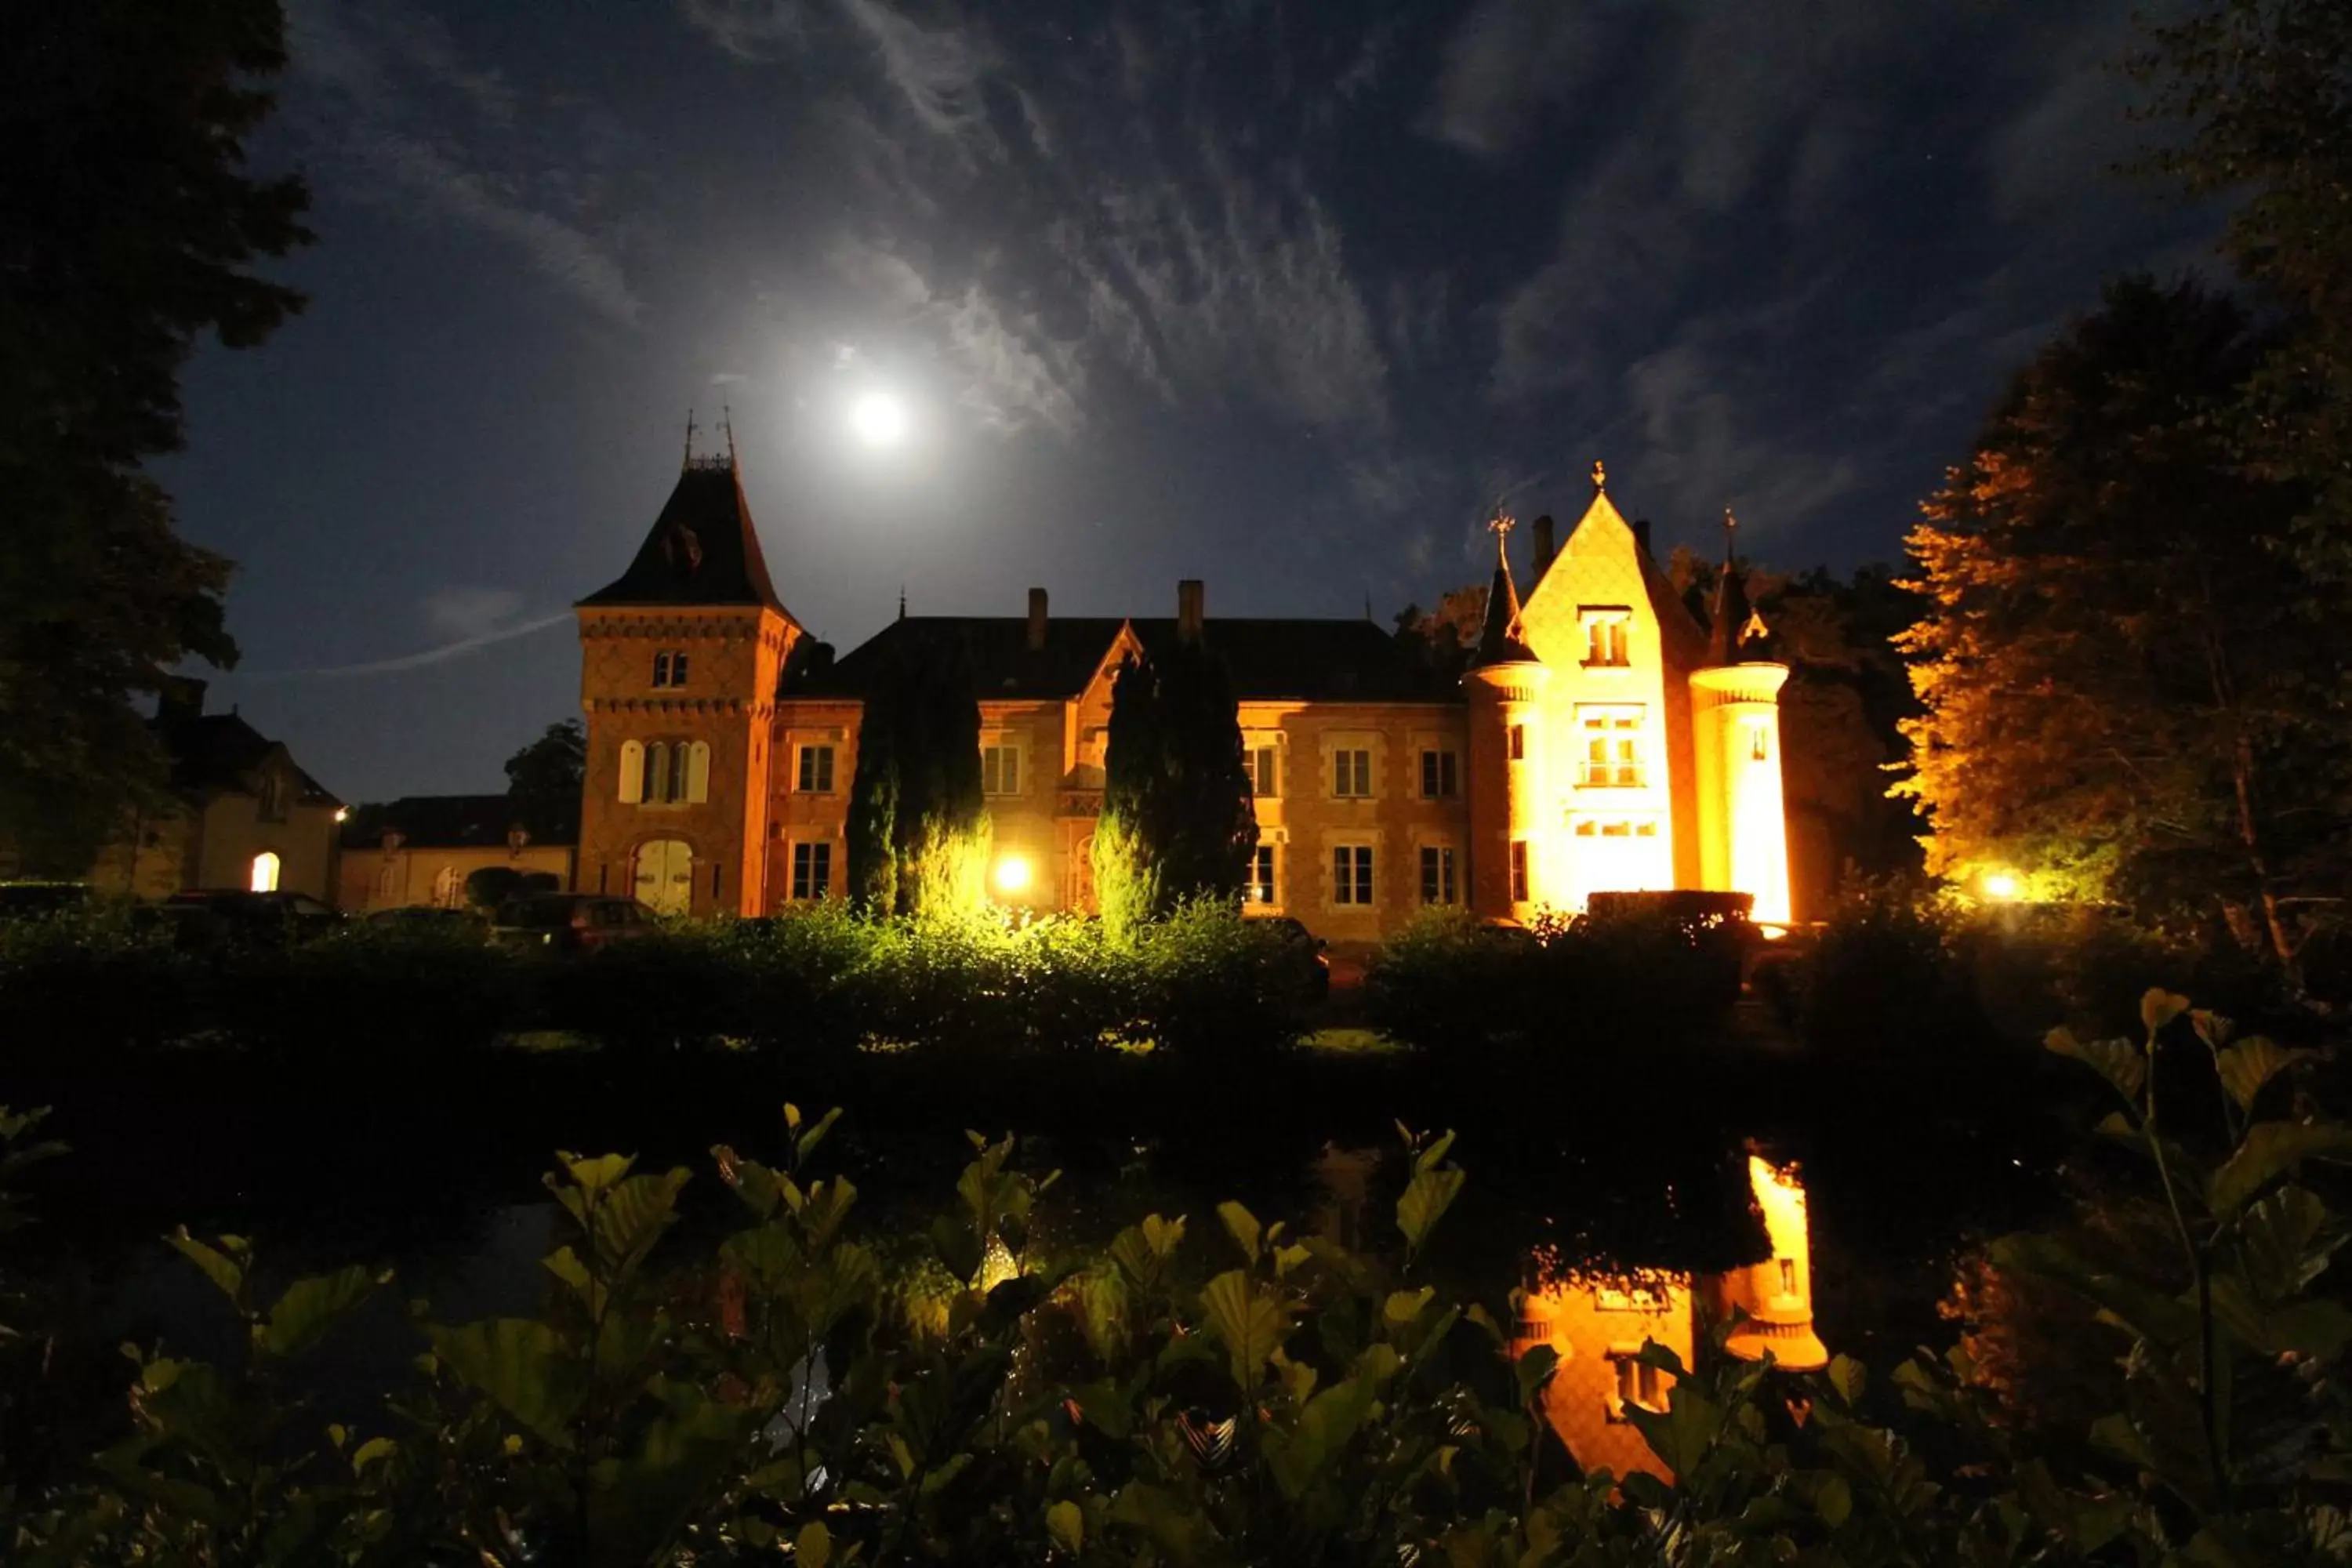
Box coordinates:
[849,390,909,447]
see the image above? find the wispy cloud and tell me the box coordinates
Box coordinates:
[243,610,572,681]
[286,0,645,325]
[420,585,527,641]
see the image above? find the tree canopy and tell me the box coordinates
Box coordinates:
[503,720,585,841]
[1895,275,2350,966]
[0,1,310,873]
[1102,641,1258,913]
[844,637,987,916]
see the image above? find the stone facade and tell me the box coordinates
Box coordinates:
[575,456,1796,937]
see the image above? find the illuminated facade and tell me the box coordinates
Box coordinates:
[575,450,1795,930]
[1512,1153,1827,1481]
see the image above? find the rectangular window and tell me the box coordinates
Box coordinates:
[982,745,1022,797]
[1751,726,1771,762]
[1579,708,1644,788]
[1333,749,1373,798]
[791,841,832,901]
[1419,749,1458,799]
[797,744,836,793]
[1248,745,1279,797]
[652,651,690,688]
[1508,724,1526,762]
[1418,845,1457,906]
[1332,844,1374,906]
[1581,610,1631,668]
[1509,840,1530,902]
[1248,844,1276,905]
[1608,1352,1665,1420]
[653,652,670,687]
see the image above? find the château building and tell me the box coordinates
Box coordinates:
[574,450,1794,938]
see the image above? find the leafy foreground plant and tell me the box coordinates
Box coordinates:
[7,987,2352,1565]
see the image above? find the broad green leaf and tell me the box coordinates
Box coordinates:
[1110,1480,1221,1565]
[1200,1269,1292,1391]
[1513,1343,1560,1402]
[1384,1287,1436,1326]
[2045,1027,2147,1102]
[1217,1200,1262,1265]
[1625,1381,1721,1477]
[2215,1037,2313,1116]
[1397,1167,1466,1258]
[1265,1374,1380,1500]
[1991,1232,2197,1345]
[588,1167,692,1277]
[166,1229,244,1304]
[1828,1353,1866,1406]
[256,1265,382,1359]
[1815,1473,1853,1528]
[1047,1498,1083,1555]
[2141,989,2191,1033]
[2209,1123,2352,1216]
[428,1318,587,1450]
[2241,1185,2347,1301]
[796,1106,844,1167]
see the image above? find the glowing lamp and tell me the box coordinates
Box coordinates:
[992,854,1034,898]
[1981,871,2021,902]
[334,806,350,823]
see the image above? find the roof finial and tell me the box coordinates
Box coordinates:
[1488,511,1515,566]
[683,408,698,470]
[1722,505,1738,569]
[1592,459,1606,492]
[898,583,907,621]
[722,405,737,467]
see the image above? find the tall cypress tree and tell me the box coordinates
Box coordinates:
[1102,642,1258,911]
[844,633,986,916]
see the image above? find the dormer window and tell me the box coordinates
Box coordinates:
[1581,608,1632,668]
[652,651,690,688]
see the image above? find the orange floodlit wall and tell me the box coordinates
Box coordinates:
[1514,1275,1696,1483]
[1714,1154,1828,1371]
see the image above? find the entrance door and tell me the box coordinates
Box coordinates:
[633,839,695,916]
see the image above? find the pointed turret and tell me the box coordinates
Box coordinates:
[1704,508,1769,666]
[579,450,784,612]
[1470,517,1537,668]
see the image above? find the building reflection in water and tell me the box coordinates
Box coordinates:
[1512,1151,1826,1481]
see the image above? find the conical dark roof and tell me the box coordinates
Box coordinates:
[1705,559,1773,665]
[579,458,783,610]
[1470,546,1535,668]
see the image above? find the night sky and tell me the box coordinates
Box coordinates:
[167,0,2218,805]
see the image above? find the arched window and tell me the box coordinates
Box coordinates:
[432,864,461,908]
[249,851,281,893]
[647,742,672,804]
[618,739,645,804]
[684,741,711,804]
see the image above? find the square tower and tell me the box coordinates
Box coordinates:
[575,452,800,916]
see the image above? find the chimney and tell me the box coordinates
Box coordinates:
[1026,586,1049,652]
[1531,514,1556,577]
[1177,579,1205,643]
[158,676,207,726]
[1632,517,1653,557]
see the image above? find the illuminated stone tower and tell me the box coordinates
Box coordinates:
[1687,514,1793,925]
[1465,517,1550,921]
[575,433,800,916]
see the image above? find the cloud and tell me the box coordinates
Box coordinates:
[837,0,999,141]
[420,585,527,641]
[286,0,644,325]
[678,0,811,61]
[1422,0,1608,155]
[244,608,572,681]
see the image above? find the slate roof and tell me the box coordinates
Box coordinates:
[340,794,575,851]
[796,615,1462,704]
[1471,556,1537,669]
[579,459,786,612]
[156,713,339,807]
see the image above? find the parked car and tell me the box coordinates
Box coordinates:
[1256,915,1332,1005]
[491,894,655,953]
[159,889,343,948]
[0,881,97,921]
[365,905,490,936]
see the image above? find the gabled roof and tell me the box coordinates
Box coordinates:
[155,712,340,808]
[340,793,575,851]
[1525,486,1709,668]
[579,458,787,612]
[795,615,1461,704]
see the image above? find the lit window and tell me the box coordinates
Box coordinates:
[1332,844,1374,906]
[1419,749,1458,799]
[1509,840,1530,902]
[1248,844,1276,904]
[1419,845,1457,905]
[1581,609,1631,667]
[797,744,836,793]
[1579,708,1643,788]
[1508,724,1526,762]
[1751,726,1771,762]
[791,841,832,901]
[1608,1352,1666,1420]
[1248,745,1279,797]
[1779,1258,1797,1294]
[249,851,281,893]
[982,745,1022,797]
[1333,750,1373,798]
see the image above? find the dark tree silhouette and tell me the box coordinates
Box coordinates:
[1102,642,1258,910]
[844,637,985,915]
[0,1,311,872]
[503,720,585,840]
